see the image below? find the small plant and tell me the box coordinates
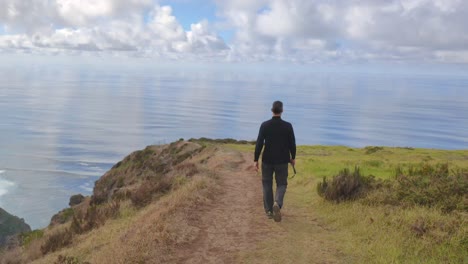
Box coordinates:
[55,255,90,264]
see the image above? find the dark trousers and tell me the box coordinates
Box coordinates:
[262,162,288,213]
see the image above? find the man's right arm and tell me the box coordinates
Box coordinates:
[254,124,265,162]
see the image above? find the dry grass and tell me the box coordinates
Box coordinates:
[40,228,73,255]
[31,174,217,264]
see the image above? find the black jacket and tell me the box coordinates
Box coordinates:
[254,116,296,164]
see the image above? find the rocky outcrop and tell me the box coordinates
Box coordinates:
[69,194,85,206]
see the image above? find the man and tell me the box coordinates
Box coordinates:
[254,101,296,222]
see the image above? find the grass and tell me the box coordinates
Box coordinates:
[228,144,468,263]
[3,141,467,263]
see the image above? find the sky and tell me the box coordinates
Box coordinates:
[1,0,468,64]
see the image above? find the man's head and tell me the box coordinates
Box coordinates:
[271,101,283,115]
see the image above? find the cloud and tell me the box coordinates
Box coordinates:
[1,0,468,63]
[0,1,228,58]
[215,0,468,63]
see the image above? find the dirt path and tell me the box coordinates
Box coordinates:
[172,148,344,264]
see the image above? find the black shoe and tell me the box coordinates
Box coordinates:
[273,202,282,222]
[266,211,273,219]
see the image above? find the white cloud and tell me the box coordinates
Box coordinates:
[216,0,468,63]
[1,0,468,63]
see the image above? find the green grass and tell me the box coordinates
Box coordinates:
[229,144,468,263]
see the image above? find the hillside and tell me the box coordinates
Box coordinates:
[0,208,31,248]
[1,139,467,263]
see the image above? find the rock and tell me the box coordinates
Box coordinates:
[69,194,85,206]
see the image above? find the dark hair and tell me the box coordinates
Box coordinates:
[271,101,283,114]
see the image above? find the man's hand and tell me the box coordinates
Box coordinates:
[254,161,259,172]
[290,159,296,166]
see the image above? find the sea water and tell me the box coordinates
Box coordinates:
[1,58,467,228]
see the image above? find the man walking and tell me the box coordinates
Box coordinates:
[254,101,296,222]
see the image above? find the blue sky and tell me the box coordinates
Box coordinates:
[160,0,217,30]
[159,0,234,42]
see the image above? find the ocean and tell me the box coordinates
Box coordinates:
[1,58,467,228]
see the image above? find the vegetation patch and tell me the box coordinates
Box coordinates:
[130,180,172,208]
[365,163,468,213]
[50,208,75,226]
[21,229,44,247]
[315,161,468,262]
[91,142,201,205]
[54,255,90,264]
[317,167,377,202]
[364,146,384,154]
[318,163,467,213]
[41,228,73,255]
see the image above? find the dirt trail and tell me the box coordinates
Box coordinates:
[172,148,343,264]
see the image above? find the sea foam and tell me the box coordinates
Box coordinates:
[0,171,15,197]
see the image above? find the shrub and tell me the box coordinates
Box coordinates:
[392,164,467,212]
[40,228,73,254]
[317,167,375,202]
[365,146,384,154]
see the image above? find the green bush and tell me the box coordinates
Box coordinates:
[364,146,384,154]
[317,167,375,202]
